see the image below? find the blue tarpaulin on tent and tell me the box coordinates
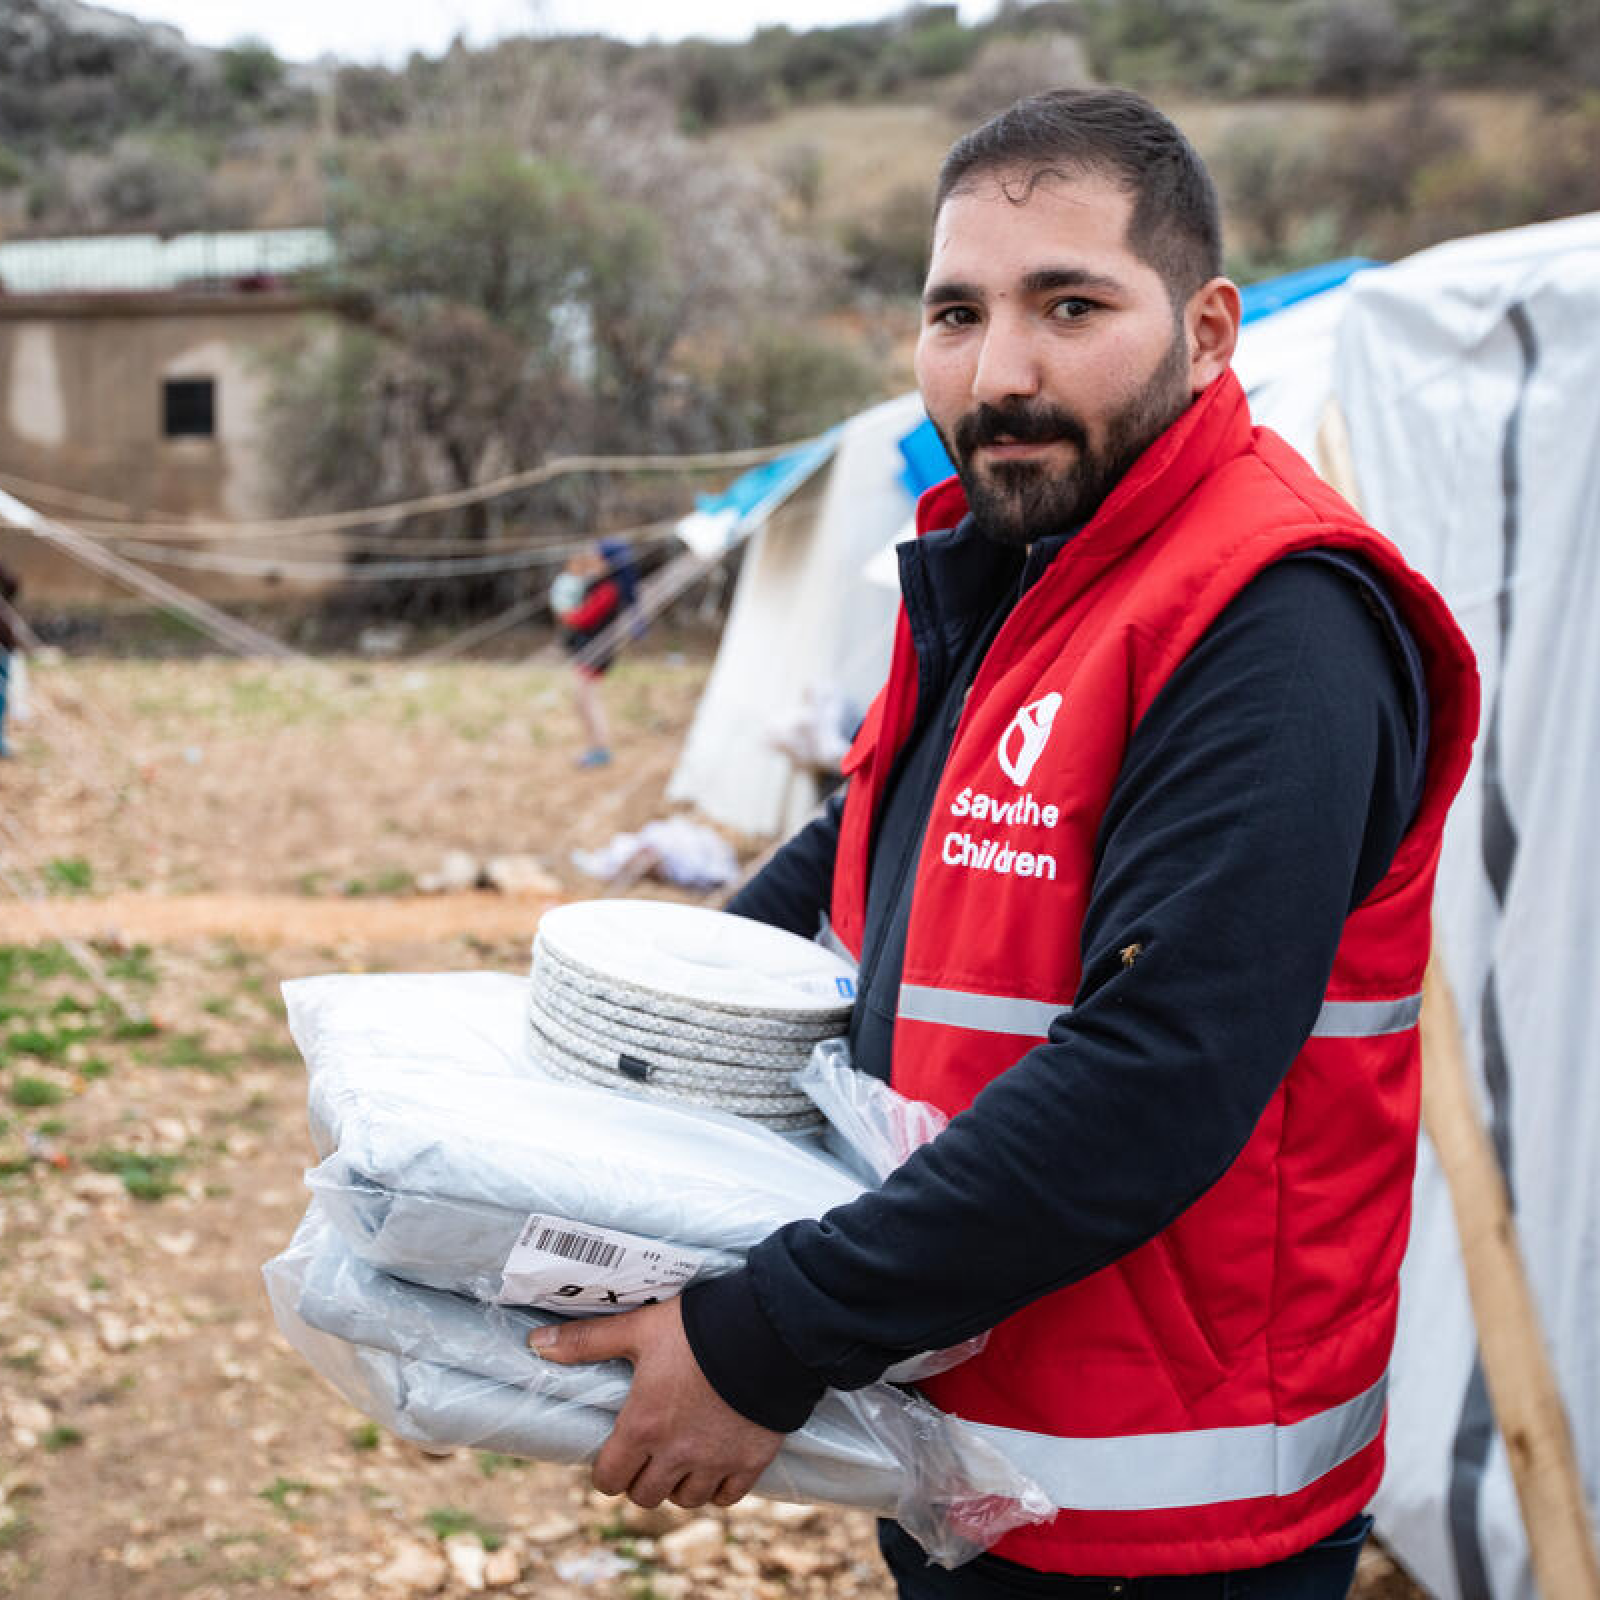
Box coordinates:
[691,431,840,528]
[1239,257,1377,323]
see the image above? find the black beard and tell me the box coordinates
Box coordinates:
[939,328,1193,549]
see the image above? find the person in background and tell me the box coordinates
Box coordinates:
[0,560,21,760]
[551,542,621,769]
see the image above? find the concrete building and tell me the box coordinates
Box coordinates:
[0,229,336,600]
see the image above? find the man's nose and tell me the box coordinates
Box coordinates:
[971,316,1041,407]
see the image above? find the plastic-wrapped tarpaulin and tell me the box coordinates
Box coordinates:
[264,1207,1045,1562]
[270,968,1044,1564]
[1313,212,1600,1600]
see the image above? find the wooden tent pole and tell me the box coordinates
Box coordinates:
[1420,957,1600,1599]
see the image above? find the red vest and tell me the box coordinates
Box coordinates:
[830,372,1479,1576]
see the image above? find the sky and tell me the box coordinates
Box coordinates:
[108,0,1001,65]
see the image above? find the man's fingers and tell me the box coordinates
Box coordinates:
[528,1314,633,1366]
[591,1430,644,1498]
[712,1470,761,1509]
[668,1471,723,1510]
[625,1456,683,1510]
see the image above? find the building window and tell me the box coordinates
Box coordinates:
[163,378,215,438]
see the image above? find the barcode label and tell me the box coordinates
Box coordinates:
[534,1227,622,1269]
[499,1212,707,1314]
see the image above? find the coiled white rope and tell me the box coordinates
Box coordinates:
[525,902,856,1133]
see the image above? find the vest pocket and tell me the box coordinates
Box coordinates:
[1117,1232,1229,1403]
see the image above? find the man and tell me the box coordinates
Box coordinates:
[534,89,1479,1597]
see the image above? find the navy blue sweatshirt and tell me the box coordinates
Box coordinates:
[682,520,1425,1432]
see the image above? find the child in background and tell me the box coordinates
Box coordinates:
[550,543,621,768]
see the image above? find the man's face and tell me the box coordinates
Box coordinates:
[915,168,1200,547]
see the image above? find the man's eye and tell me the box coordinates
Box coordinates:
[932,306,978,328]
[1049,298,1095,321]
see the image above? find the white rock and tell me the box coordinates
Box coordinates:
[522,1512,581,1545]
[417,850,479,894]
[95,1313,132,1352]
[7,1396,52,1434]
[372,1541,448,1595]
[765,1541,828,1578]
[619,1501,689,1536]
[482,855,561,896]
[767,1500,819,1529]
[482,1545,522,1588]
[443,1535,487,1591]
[658,1517,724,1570]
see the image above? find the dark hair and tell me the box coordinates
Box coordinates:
[935,88,1222,307]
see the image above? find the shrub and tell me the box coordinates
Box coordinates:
[842,183,933,298]
[948,32,1094,121]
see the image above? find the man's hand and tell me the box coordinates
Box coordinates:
[529,1298,783,1510]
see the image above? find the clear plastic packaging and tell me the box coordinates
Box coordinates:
[799,1038,952,1184]
[270,971,1048,1564]
[266,1208,1049,1567]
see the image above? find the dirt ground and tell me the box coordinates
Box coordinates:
[0,651,1425,1599]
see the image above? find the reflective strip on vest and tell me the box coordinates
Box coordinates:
[961,1374,1387,1514]
[897,986,1422,1042]
[898,983,1071,1037]
[1311,994,1422,1038]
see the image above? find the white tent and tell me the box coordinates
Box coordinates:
[667,392,925,837]
[1315,213,1600,1600]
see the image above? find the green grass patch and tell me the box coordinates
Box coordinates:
[475,1451,534,1478]
[0,1509,32,1550]
[112,1017,159,1042]
[160,1032,237,1075]
[10,1077,67,1109]
[42,857,93,895]
[104,945,159,985]
[342,868,415,897]
[5,1028,71,1061]
[424,1508,503,1550]
[246,1034,301,1066]
[86,1147,184,1202]
[43,1425,83,1451]
[78,1057,112,1080]
[36,1118,67,1136]
[257,1476,314,1514]
[348,1421,381,1451]
[0,945,78,986]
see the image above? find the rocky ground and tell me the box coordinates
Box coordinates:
[0,652,1424,1598]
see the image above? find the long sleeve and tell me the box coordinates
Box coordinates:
[682,558,1423,1429]
[724,789,845,941]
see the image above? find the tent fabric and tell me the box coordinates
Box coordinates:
[1321,212,1600,1600]
[668,392,924,837]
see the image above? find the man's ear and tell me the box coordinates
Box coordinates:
[1185,277,1242,394]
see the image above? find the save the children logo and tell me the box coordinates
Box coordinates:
[997,692,1062,786]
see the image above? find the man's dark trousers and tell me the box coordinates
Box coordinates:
[879,1515,1372,1600]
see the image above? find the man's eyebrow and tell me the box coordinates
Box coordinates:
[921,279,983,308]
[921,267,1129,307]
[1022,266,1126,296]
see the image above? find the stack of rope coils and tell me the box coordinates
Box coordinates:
[527,900,857,1133]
